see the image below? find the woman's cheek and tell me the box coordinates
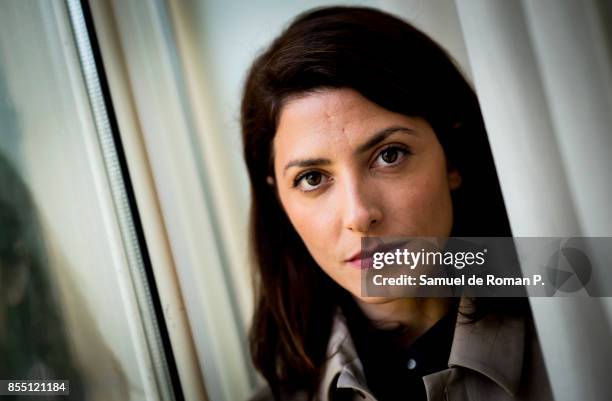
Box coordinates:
[391,175,453,236]
[286,200,335,258]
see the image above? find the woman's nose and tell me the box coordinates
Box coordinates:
[342,179,383,234]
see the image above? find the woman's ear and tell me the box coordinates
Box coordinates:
[266,175,280,201]
[448,168,462,190]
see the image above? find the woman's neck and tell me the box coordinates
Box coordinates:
[352,297,456,345]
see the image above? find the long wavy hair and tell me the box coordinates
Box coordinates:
[241,6,521,398]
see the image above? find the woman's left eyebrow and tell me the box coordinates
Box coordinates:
[356,126,416,154]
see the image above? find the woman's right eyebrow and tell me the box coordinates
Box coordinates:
[283,158,331,176]
[282,126,415,176]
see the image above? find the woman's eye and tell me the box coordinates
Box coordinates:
[373,146,410,168]
[294,171,327,191]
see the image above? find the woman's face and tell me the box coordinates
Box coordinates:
[273,88,461,301]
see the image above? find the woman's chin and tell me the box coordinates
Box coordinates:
[350,293,399,305]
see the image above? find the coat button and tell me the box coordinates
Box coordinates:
[407,358,417,370]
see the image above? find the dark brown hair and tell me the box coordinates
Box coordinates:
[241,6,517,398]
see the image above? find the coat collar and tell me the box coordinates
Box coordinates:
[317,310,375,401]
[319,300,526,400]
[448,309,525,396]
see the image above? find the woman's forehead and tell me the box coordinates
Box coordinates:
[278,89,366,131]
[274,92,373,169]
[274,89,414,151]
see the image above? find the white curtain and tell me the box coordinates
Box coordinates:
[455,1,612,400]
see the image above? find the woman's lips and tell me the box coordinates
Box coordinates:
[347,255,373,269]
[345,240,413,270]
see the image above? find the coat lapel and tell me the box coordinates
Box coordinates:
[447,313,525,397]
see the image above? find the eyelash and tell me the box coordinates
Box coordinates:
[292,144,412,192]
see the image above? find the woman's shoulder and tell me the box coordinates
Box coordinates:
[446,311,554,401]
[516,314,554,400]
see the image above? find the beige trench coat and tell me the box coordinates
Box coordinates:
[250,305,554,401]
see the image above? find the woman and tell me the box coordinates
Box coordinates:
[241,6,552,401]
